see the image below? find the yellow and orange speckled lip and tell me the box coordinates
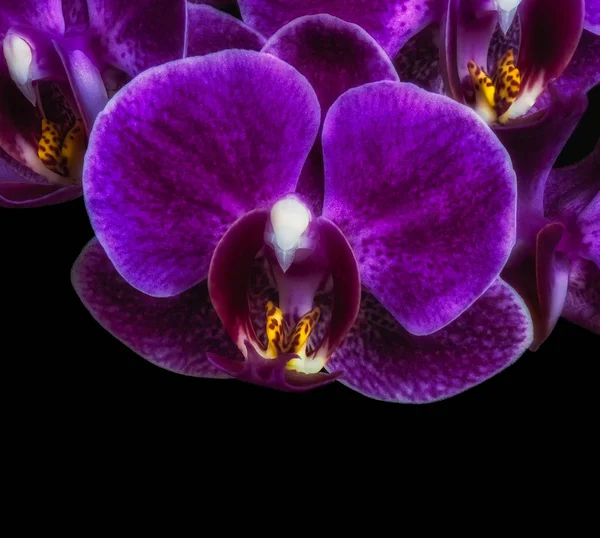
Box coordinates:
[37,118,85,177]
[467,49,521,123]
[264,300,321,372]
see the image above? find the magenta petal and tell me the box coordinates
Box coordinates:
[518,0,584,99]
[495,91,588,225]
[86,0,187,76]
[323,81,517,335]
[186,3,265,57]
[585,0,600,34]
[563,258,600,335]
[326,279,533,404]
[0,0,65,35]
[72,238,236,378]
[239,0,445,57]
[85,51,320,297]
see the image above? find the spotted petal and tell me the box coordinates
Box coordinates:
[239,0,445,57]
[72,238,235,378]
[0,0,65,36]
[84,50,320,297]
[186,3,265,57]
[262,14,398,211]
[322,81,517,335]
[563,259,600,335]
[327,279,533,404]
[86,0,187,76]
[585,0,600,34]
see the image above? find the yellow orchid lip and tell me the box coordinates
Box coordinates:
[37,118,86,178]
[467,49,521,124]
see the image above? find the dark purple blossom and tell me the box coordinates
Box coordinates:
[72,46,532,402]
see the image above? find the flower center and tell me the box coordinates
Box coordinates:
[467,49,521,124]
[495,0,523,34]
[37,118,85,177]
[263,300,322,373]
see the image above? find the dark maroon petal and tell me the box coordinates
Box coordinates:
[72,238,236,378]
[239,0,446,57]
[516,0,584,109]
[313,217,361,361]
[186,3,265,57]
[323,81,517,335]
[563,258,600,334]
[208,209,269,354]
[84,51,320,297]
[326,279,532,403]
[86,0,187,76]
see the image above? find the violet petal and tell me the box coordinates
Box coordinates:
[326,279,533,403]
[262,14,398,210]
[585,0,600,34]
[84,51,320,297]
[72,238,236,378]
[238,0,445,57]
[0,0,65,35]
[322,81,517,335]
[563,258,600,334]
[86,0,187,76]
[186,3,265,57]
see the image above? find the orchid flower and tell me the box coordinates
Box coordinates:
[395,0,599,347]
[237,0,446,59]
[73,48,532,402]
[0,0,187,208]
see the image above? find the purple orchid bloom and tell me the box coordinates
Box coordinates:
[237,0,446,58]
[72,47,532,402]
[437,0,599,347]
[0,0,187,208]
[395,1,599,347]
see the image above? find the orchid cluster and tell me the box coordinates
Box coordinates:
[2,0,598,403]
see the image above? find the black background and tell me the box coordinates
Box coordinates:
[2,85,598,424]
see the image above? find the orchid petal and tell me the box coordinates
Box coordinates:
[239,0,445,57]
[544,142,600,221]
[441,0,499,102]
[0,1,65,35]
[495,91,588,230]
[394,24,445,94]
[53,41,108,133]
[584,0,600,34]
[61,0,89,30]
[322,81,517,336]
[84,51,320,297]
[326,279,533,404]
[578,193,600,267]
[502,222,570,350]
[86,0,187,76]
[563,258,600,335]
[186,3,265,57]
[72,238,234,378]
[262,14,398,211]
[533,30,600,113]
[514,0,584,114]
